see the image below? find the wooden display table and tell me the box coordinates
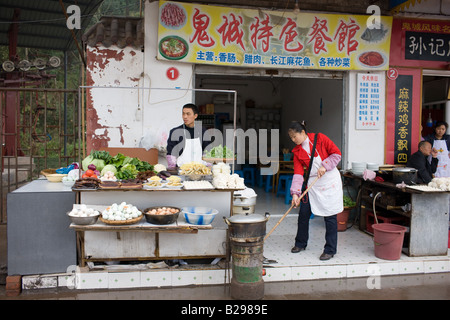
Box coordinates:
[343,172,449,256]
[70,215,215,267]
[72,188,235,266]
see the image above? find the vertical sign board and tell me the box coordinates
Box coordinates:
[385,68,422,165]
[356,73,382,130]
[394,75,413,164]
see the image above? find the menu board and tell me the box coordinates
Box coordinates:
[356,73,382,130]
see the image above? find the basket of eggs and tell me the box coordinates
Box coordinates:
[143,206,180,225]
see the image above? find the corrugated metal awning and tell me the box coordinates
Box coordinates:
[0,0,104,51]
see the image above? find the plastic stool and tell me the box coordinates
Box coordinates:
[242,167,256,186]
[259,168,274,191]
[276,175,291,197]
[285,176,293,204]
[264,175,273,192]
[234,170,244,178]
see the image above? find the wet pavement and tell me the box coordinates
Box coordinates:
[1,272,450,300]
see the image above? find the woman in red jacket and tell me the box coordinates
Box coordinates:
[288,121,343,260]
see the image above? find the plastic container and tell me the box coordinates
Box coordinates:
[366,210,407,234]
[181,207,218,225]
[337,208,351,232]
[372,223,407,260]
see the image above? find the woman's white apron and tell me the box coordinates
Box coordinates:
[303,138,343,217]
[431,139,450,177]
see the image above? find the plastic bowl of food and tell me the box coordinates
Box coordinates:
[181,207,218,225]
[62,177,76,187]
[143,206,180,225]
[46,173,67,182]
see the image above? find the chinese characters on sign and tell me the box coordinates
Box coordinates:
[157,1,392,70]
[394,75,413,164]
[356,73,382,130]
[405,31,450,62]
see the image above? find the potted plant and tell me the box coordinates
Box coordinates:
[337,195,356,232]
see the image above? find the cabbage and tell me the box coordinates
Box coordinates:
[121,163,138,175]
[67,169,81,180]
[101,164,117,176]
[82,155,105,172]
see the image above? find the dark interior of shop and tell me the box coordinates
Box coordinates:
[422,75,450,137]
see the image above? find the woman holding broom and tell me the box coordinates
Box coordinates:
[288,121,343,261]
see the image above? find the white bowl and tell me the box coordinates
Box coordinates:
[62,179,76,187]
[181,207,218,225]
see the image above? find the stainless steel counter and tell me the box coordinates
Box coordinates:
[7,179,76,275]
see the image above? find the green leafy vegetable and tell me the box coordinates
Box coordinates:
[203,145,235,159]
[81,150,155,179]
[82,155,105,172]
[101,164,118,176]
[343,195,356,208]
[110,153,126,167]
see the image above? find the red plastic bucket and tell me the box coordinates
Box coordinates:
[372,223,407,260]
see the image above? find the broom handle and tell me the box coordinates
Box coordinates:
[264,176,320,242]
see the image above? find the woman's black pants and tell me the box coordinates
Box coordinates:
[294,194,337,255]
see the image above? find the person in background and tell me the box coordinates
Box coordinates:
[407,141,438,184]
[166,104,210,169]
[424,121,450,177]
[288,121,343,261]
[423,121,450,228]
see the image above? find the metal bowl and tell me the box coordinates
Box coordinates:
[67,212,99,225]
[143,206,180,225]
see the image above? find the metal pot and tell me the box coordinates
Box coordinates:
[224,212,270,241]
[232,205,255,215]
[233,194,257,206]
[392,167,418,184]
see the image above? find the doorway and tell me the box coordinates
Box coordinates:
[193,67,344,161]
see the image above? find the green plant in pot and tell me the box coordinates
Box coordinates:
[343,195,356,209]
[338,195,356,231]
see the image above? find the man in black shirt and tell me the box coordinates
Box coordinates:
[166,104,210,169]
[406,141,438,184]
